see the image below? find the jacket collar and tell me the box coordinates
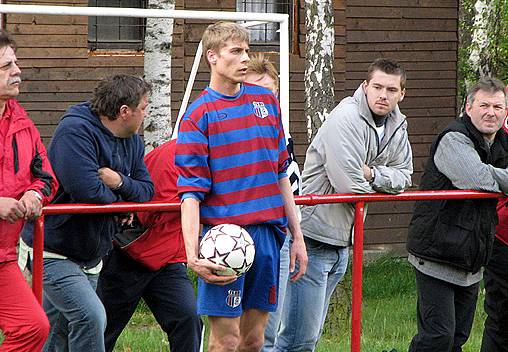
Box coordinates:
[461,113,508,163]
[2,99,32,136]
[353,85,406,150]
[461,114,486,145]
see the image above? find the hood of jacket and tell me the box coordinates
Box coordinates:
[5,99,34,136]
[352,85,407,150]
[60,101,114,136]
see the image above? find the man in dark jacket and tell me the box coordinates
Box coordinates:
[21,75,154,352]
[407,77,508,352]
[0,30,58,352]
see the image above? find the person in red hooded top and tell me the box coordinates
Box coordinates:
[0,30,58,352]
[97,139,202,352]
[480,95,508,352]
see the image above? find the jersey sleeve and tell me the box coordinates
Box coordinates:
[175,111,211,199]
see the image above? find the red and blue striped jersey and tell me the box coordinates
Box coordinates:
[176,83,290,227]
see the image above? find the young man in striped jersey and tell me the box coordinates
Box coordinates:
[175,22,308,352]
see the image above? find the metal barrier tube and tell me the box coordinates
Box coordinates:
[32,215,45,303]
[29,190,504,350]
[351,201,365,352]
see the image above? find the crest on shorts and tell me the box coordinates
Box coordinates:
[226,289,242,308]
[252,102,269,119]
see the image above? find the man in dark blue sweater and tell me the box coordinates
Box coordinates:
[21,75,154,352]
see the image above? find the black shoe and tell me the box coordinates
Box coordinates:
[382,349,399,352]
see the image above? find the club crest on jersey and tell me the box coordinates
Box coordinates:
[252,101,269,119]
[226,289,242,308]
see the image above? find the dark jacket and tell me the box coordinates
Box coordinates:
[407,115,508,273]
[0,99,58,263]
[22,102,154,268]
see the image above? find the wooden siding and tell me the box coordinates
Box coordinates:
[5,0,458,254]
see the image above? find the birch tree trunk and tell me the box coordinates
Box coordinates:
[468,0,496,78]
[143,0,175,152]
[304,0,350,321]
[304,0,335,141]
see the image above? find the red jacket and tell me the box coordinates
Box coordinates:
[130,139,186,270]
[496,198,508,246]
[499,116,508,246]
[0,99,58,263]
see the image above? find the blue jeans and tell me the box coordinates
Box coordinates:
[262,233,291,351]
[42,258,107,352]
[274,237,349,352]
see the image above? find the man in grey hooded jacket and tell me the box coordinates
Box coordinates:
[274,58,413,351]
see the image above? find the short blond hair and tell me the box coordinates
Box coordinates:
[202,21,250,67]
[246,53,279,93]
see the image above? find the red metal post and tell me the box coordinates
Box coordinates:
[351,201,365,352]
[32,215,44,304]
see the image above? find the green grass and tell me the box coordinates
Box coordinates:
[113,256,489,351]
[313,256,487,352]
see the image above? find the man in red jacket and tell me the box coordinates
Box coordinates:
[97,139,202,352]
[0,30,58,351]
[480,111,508,352]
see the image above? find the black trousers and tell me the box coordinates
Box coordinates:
[481,238,508,352]
[408,269,479,352]
[97,247,203,352]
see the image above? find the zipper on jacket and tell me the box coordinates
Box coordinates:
[12,136,18,174]
[363,122,380,157]
[377,120,406,156]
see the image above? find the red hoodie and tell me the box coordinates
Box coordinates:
[496,114,508,246]
[0,99,58,263]
[128,139,186,270]
[496,198,508,246]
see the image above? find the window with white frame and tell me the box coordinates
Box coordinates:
[236,0,293,46]
[88,0,147,51]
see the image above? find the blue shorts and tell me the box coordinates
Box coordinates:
[197,224,285,317]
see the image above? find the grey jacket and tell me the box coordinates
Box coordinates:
[300,85,413,246]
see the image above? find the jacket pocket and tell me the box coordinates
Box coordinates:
[430,200,481,272]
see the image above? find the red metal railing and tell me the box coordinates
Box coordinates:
[32,190,504,352]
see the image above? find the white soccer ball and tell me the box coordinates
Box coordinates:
[199,224,255,277]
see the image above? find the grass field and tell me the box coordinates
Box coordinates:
[113,256,488,351]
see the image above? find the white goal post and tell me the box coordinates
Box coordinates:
[0,4,291,136]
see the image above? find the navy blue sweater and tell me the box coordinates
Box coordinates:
[22,102,154,268]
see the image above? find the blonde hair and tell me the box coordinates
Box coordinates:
[246,53,279,93]
[202,21,250,67]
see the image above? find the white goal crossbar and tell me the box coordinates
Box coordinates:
[0,4,290,135]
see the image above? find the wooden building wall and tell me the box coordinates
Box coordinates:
[5,0,458,254]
